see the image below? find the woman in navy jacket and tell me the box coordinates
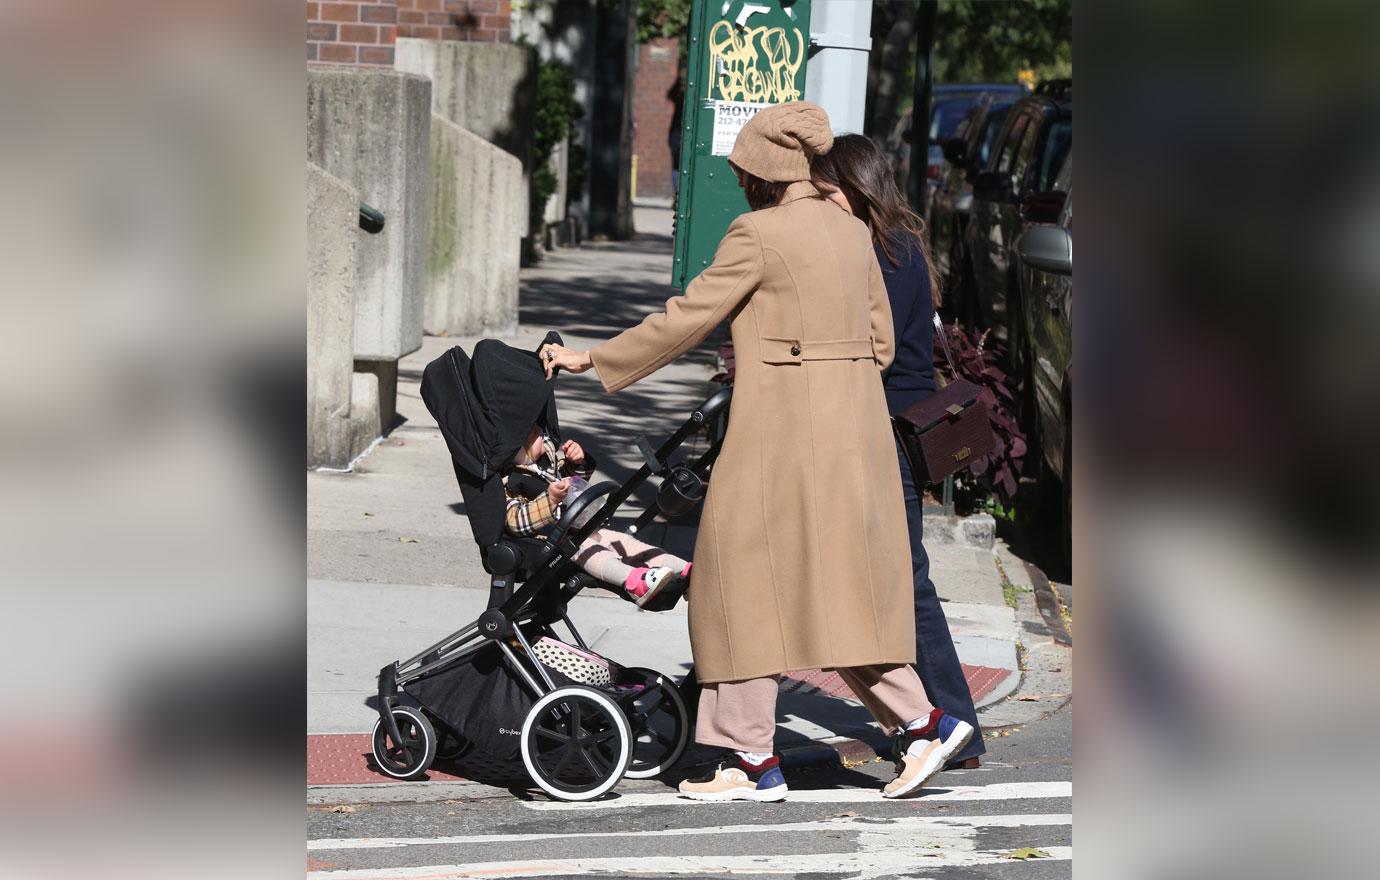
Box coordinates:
[812,134,984,768]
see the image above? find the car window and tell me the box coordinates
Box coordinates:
[975,107,1010,166]
[953,103,982,140]
[929,98,980,141]
[1011,114,1042,186]
[1037,119,1072,192]
[995,115,1028,173]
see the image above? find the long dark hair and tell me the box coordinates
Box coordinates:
[811,134,942,308]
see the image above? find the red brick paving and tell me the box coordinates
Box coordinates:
[307,732,469,785]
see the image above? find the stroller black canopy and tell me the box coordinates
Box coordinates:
[420,338,561,549]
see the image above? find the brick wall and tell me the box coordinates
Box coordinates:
[308,2,399,66]
[395,1,512,43]
[631,37,681,202]
[309,1,511,66]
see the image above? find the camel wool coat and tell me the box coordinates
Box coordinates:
[590,182,916,684]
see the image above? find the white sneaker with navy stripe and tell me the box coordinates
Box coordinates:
[883,709,975,799]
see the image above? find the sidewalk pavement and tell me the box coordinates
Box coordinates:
[307,208,1066,794]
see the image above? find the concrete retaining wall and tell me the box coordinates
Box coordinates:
[395,38,536,186]
[425,115,523,336]
[307,163,360,469]
[307,68,431,363]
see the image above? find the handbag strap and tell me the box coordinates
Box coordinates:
[932,313,960,381]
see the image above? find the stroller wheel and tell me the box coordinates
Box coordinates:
[521,686,632,802]
[370,706,436,780]
[619,667,690,779]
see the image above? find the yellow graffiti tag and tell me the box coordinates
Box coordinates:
[707,20,805,103]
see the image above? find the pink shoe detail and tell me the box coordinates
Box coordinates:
[624,567,651,598]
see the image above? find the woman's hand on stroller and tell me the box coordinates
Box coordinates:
[547,477,573,504]
[561,439,586,466]
[540,343,592,379]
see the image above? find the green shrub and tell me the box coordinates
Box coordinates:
[531,61,582,234]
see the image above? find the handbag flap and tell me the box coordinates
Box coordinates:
[895,379,985,434]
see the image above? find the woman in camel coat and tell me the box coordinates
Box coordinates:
[540,102,973,802]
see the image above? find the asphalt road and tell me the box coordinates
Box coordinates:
[307,703,1072,879]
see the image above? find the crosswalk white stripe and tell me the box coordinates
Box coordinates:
[306,846,1074,878]
[517,779,1070,811]
[308,812,1072,851]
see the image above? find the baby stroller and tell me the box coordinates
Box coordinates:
[371,333,730,801]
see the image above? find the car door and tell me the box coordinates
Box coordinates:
[1030,155,1073,476]
[990,110,1044,336]
[970,110,1029,329]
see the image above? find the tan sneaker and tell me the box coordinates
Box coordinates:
[678,754,788,802]
[883,713,974,799]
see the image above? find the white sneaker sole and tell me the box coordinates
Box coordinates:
[679,784,788,803]
[882,720,974,799]
[636,572,687,610]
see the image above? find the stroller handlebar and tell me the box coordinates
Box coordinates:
[695,387,733,423]
[550,479,618,546]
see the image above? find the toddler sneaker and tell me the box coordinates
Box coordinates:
[631,566,689,610]
[678,753,788,802]
[882,709,974,799]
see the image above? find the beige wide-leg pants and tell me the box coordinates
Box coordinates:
[695,665,935,753]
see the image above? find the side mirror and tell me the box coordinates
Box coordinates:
[972,171,1011,203]
[1021,190,1068,224]
[941,137,968,166]
[1017,225,1073,275]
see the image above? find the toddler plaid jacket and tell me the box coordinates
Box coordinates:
[503,435,594,536]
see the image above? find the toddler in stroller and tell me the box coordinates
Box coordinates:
[370,334,730,801]
[504,423,692,610]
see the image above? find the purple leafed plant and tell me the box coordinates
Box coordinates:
[933,322,1028,509]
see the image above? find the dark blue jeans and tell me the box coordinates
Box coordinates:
[895,436,985,763]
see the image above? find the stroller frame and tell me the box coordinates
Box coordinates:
[372,340,730,799]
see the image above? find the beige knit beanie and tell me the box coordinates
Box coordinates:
[728,101,834,183]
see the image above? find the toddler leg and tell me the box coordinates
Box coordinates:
[574,530,635,587]
[604,529,691,575]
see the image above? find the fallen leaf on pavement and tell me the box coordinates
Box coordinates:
[363,512,375,517]
[326,805,357,814]
[841,756,868,768]
[834,811,858,818]
[399,536,420,543]
[1016,694,1042,701]
[1006,847,1051,860]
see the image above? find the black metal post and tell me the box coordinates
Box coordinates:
[907,0,938,215]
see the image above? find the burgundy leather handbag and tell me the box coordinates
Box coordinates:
[893,315,997,485]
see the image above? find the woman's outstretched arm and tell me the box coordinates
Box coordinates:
[543,215,763,393]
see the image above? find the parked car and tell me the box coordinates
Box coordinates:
[885,83,1028,199]
[1015,149,1073,555]
[961,78,1071,376]
[926,96,1015,317]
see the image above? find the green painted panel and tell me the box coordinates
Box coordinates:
[672,0,812,289]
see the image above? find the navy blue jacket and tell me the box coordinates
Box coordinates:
[876,235,937,415]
